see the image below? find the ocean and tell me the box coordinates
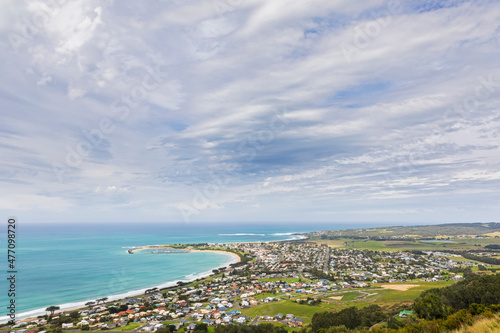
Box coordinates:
[0,221,415,322]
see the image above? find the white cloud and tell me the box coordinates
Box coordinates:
[2,0,500,223]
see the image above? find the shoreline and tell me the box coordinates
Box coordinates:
[190,249,242,264]
[127,234,307,254]
[2,234,304,325]
[1,249,240,325]
[128,247,242,264]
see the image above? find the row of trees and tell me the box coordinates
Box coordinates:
[459,252,500,265]
[45,296,110,315]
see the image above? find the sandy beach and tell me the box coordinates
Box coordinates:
[128,246,242,264]
[189,249,242,263]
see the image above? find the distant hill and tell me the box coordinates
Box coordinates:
[307,222,500,240]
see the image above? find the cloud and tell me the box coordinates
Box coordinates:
[1,0,500,223]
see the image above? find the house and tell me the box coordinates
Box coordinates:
[399,310,413,318]
[186,323,197,331]
[289,319,304,327]
[61,323,73,329]
[275,313,283,320]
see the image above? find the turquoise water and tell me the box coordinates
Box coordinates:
[0,221,419,322]
[0,222,324,322]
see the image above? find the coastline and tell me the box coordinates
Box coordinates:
[190,249,242,263]
[2,232,305,325]
[128,247,242,264]
[127,233,307,254]
[1,249,240,324]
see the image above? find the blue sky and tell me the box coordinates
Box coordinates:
[1,0,500,224]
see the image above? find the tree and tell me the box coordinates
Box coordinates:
[414,292,452,320]
[96,297,108,304]
[194,323,208,332]
[326,326,348,333]
[45,306,60,315]
[155,328,172,333]
[69,311,80,319]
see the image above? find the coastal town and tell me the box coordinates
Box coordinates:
[7,238,495,333]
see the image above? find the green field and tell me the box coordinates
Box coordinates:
[239,299,326,325]
[308,223,500,240]
[340,291,362,301]
[344,237,500,252]
[110,322,142,331]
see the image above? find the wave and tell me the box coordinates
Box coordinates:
[269,232,307,240]
[286,235,307,240]
[218,233,266,236]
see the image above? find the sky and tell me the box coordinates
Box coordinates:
[1,0,500,224]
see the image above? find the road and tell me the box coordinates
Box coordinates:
[324,247,330,274]
[250,316,260,325]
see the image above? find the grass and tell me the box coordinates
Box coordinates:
[239,299,325,325]
[344,237,500,252]
[238,281,458,327]
[451,314,500,333]
[340,292,362,301]
[310,239,349,248]
[109,322,142,331]
[347,240,388,250]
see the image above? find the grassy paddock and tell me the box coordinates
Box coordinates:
[109,322,142,331]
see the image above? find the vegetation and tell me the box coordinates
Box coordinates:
[223,273,500,332]
[308,223,500,239]
[310,305,386,331]
[45,306,60,315]
[14,225,500,333]
[455,252,500,265]
[413,274,500,319]
[214,324,288,332]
